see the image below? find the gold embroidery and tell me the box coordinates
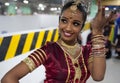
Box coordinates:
[33,52,42,64]
[57,41,82,82]
[37,50,45,62]
[30,54,39,66]
[64,53,70,83]
[23,57,36,72]
[72,59,81,83]
[57,39,81,59]
[81,51,87,83]
[39,49,48,60]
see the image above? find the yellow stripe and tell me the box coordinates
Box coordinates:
[0,37,3,45]
[109,25,115,41]
[46,29,53,42]
[22,32,35,53]
[35,31,45,49]
[5,35,21,60]
[54,29,59,41]
[82,22,90,31]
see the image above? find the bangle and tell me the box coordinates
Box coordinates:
[22,57,36,72]
[91,35,104,39]
[91,38,105,42]
[93,55,106,58]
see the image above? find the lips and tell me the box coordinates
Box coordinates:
[63,31,73,37]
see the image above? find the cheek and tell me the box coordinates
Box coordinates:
[58,23,65,30]
[74,29,81,36]
[74,27,81,33]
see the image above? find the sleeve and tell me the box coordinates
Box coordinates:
[22,43,50,72]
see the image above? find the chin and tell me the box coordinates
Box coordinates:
[61,37,73,42]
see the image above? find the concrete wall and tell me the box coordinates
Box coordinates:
[0,14,59,34]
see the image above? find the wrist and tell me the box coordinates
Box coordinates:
[92,32,103,35]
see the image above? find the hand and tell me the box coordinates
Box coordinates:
[91,0,115,35]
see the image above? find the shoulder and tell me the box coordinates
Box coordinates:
[41,42,56,49]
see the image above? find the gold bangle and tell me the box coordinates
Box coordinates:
[91,38,105,42]
[92,45,105,49]
[91,35,104,39]
[22,57,36,72]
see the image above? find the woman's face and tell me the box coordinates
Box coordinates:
[59,8,84,44]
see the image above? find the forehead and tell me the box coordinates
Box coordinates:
[61,8,83,21]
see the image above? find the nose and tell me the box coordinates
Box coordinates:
[65,22,72,31]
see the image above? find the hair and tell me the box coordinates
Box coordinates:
[59,1,87,29]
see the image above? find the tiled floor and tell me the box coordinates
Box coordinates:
[87,56,120,83]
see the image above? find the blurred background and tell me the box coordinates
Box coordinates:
[0,0,120,33]
[0,0,120,83]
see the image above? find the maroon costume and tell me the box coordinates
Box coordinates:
[24,42,92,83]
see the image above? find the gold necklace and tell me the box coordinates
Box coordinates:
[58,39,81,58]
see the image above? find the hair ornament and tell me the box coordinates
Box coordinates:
[70,0,81,14]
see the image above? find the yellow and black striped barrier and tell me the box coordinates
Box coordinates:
[0,28,59,62]
[0,22,93,62]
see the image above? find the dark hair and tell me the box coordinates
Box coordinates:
[59,1,87,29]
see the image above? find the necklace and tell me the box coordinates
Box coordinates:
[57,39,81,58]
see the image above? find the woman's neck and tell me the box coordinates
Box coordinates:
[58,38,77,46]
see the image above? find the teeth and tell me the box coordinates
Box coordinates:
[64,32,72,36]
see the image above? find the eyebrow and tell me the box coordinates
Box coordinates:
[73,20,81,23]
[61,16,82,23]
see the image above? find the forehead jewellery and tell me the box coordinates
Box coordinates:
[70,0,81,14]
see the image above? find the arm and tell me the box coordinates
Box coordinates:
[88,0,115,81]
[88,57,106,81]
[1,62,30,83]
[1,47,47,83]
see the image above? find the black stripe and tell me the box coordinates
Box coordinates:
[41,30,49,46]
[15,34,27,56]
[0,36,12,62]
[30,32,39,50]
[51,29,57,42]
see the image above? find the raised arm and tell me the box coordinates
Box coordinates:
[88,0,115,81]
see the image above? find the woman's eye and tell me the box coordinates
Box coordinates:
[73,22,81,26]
[60,18,67,23]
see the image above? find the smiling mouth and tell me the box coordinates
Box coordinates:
[63,31,73,37]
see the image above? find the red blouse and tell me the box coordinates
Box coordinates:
[28,42,92,83]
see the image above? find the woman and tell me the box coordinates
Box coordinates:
[1,0,115,83]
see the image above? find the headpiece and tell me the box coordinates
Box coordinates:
[70,0,82,14]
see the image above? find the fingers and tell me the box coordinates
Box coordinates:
[106,10,116,23]
[97,0,105,16]
[98,0,102,11]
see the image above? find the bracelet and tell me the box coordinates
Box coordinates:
[91,38,105,42]
[93,55,106,58]
[92,44,105,47]
[22,57,36,72]
[92,47,105,51]
[91,35,104,39]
